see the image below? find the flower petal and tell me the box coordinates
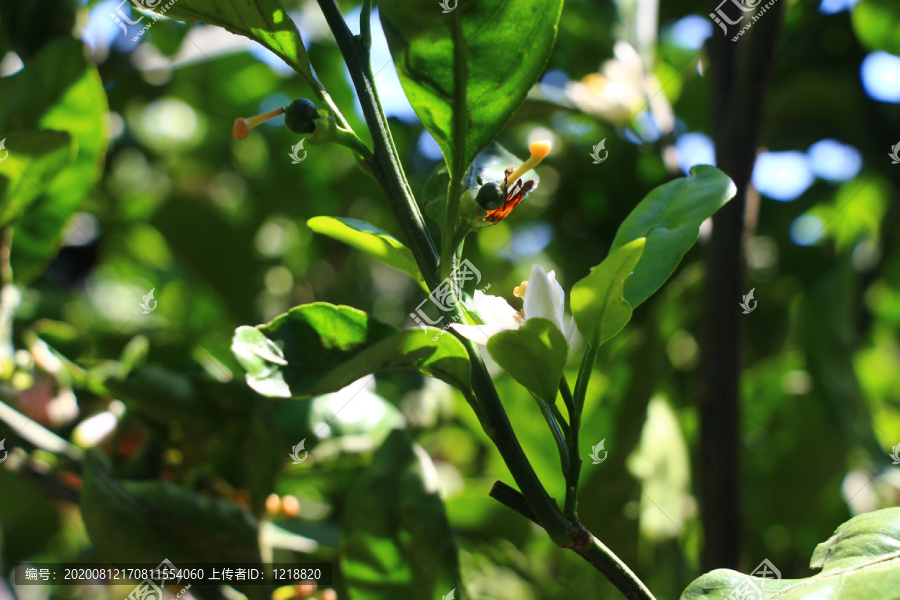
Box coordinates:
[449,323,510,345]
[524,264,566,333]
[473,290,521,330]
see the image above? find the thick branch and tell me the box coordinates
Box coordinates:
[701,0,784,570]
[315,0,440,288]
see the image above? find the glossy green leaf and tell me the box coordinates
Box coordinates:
[160,0,315,84]
[6,39,109,284]
[379,0,564,168]
[611,165,736,308]
[571,238,645,348]
[0,130,74,227]
[680,507,900,599]
[486,317,567,403]
[81,451,262,565]
[307,216,426,289]
[852,0,900,55]
[342,429,463,600]
[232,303,472,399]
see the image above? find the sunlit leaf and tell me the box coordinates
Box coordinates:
[681,508,900,599]
[0,130,74,227]
[611,165,736,308]
[379,0,564,168]
[486,317,567,403]
[232,303,472,399]
[3,39,109,284]
[160,0,315,84]
[307,216,426,289]
[571,238,645,347]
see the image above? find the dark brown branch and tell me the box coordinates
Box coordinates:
[700,0,785,571]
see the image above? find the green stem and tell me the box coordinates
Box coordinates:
[567,344,598,519]
[489,480,539,525]
[440,13,468,280]
[359,0,373,50]
[537,395,569,474]
[548,397,570,438]
[463,347,575,545]
[559,377,581,519]
[570,524,657,600]
[491,485,657,600]
[574,343,599,413]
[316,0,440,288]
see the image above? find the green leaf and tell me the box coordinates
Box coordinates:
[379,0,564,168]
[161,0,315,84]
[5,39,109,284]
[486,317,567,403]
[611,165,736,308]
[0,130,74,227]
[231,303,472,399]
[680,507,900,599]
[342,429,463,600]
[81,451,262,565]
[571,238,645,348]
[307,216,426,289]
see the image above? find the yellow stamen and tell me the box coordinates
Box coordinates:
[506,139,552,188]
[232,106,285,140]
[513,281,528,299]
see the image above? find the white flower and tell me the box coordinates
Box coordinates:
[451,265,568,345]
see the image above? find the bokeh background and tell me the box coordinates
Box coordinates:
[1,0,899,598]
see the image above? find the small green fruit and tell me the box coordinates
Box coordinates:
[284,99,319,134]
[475,182,505,210]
